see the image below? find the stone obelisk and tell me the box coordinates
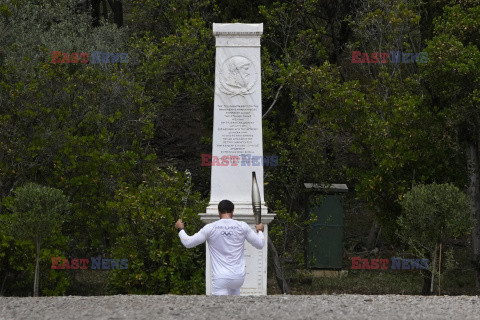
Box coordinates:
[199,23,275,295]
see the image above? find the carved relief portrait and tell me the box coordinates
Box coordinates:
[218,56,257,96]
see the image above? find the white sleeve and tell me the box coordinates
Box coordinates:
[178,228,207,248]
[245,224,265,249]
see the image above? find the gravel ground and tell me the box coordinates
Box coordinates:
[0,294,479,320]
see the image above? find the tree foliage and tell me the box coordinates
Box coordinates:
[397,183,473,293]
[1,0,480,295]
[107,168,206,294]
[1,183,70,296]
[398,183,473,255]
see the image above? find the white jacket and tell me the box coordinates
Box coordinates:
[178,218,264,279]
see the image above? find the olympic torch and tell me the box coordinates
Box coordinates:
[252,172,262,225]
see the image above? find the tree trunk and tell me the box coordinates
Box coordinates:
[109,0,123,27]
[421,268,431,295]
[0,274,7,296]
[268,237,290,294]
[466,141,480,290]
[438,243,442,295]
[91,0,101,27]
[101,0,108,21]
[430,243,437,295]
[366,220,381,250]
[34,242,40,297]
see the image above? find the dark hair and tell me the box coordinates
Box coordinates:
[218,199,234,214]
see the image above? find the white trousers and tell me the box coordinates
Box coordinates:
[211,277,245,296]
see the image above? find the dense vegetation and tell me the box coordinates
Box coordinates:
[1,0,479,296]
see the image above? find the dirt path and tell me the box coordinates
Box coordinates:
[1,294,479,320]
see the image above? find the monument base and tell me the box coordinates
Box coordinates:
[199,211,276,295]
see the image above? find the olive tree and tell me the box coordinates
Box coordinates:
[2,183,70,296]
[397,183,473,294]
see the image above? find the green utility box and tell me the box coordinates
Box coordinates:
[304,183,347,269]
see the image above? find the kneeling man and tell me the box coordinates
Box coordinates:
[175,199,265,295]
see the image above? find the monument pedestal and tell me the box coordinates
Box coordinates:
[200,23,275,296]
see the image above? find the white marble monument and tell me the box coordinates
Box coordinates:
[199,23,275,295]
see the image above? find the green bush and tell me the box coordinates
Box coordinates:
[1,182,71,296]
[397,182,473,293]
[398,183,473,254]
[106,168,206,294]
